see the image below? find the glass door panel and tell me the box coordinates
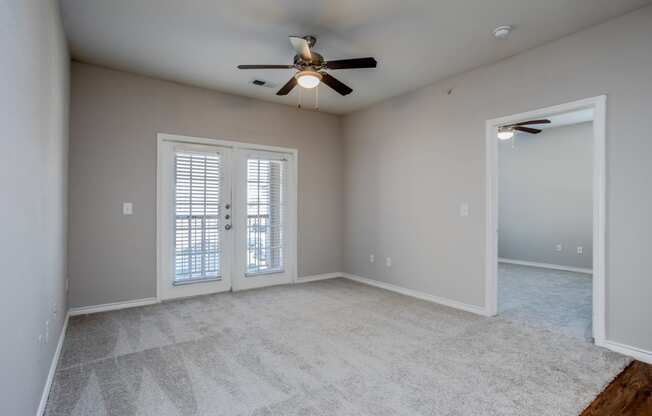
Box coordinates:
[233,150,294,291]
[158,141,232,300]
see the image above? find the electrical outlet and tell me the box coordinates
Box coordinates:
[369,254,375,263]
[460,203,469,217]
[556,244,563,252]
[122,202,133,215]
[385,257,392,267]
[577,246,583,255]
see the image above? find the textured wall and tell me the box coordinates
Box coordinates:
[0,0,69,414]
[343,7,652,352]
[68,62,344,307]
[498,122,593,269]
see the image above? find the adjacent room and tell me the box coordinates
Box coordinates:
[497,109,595,341]
[3,1,652,415]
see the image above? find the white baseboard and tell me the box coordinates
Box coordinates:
[596,339,652,364]
[37,312,69,416]
[68,297,160,316]
[499,258,592,275]
[341,273,490,316]
[296,272,342,283]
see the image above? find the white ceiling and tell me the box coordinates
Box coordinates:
[542,108,594,129]
[60,0,650,115]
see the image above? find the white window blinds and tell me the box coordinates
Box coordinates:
[174,151,223,283]
[246,157,287,276]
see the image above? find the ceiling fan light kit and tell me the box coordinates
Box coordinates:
[237,35,377,98]
[497,127,515,140]
[296,70,322,89]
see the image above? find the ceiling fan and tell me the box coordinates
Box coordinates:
[237,35,377,96]
[497,119,551,140]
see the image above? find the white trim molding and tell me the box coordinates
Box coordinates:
[68,297,160,316]
[499,258,592,275]
[37,312,69,416]
[597,339,652,365]
[342,273,491,316]
[296,272,342,283]
[485,95,607,343]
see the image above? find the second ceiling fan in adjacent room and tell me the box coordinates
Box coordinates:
[237,35,377,96]
[497,119,551,140]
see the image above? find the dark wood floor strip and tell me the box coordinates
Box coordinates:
[580,360,652,416]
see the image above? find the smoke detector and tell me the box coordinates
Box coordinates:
[493,25,512,39]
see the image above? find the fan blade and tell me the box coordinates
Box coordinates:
[511,119,551,126]
[276,77,298,96]
[289,36,312,62]
[321,73,353,96]
[325,57,377,70]
[513,126,542,134]
[237,64,294,69]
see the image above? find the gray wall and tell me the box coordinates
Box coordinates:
[0,0,69,414]
[343,7,652,352]
[68,62,344,308]
[498,122,593,269]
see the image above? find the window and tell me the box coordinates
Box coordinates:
[174,151,223,283]
[246,157,287,276]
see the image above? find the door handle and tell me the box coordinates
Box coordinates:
[224,224,232,230]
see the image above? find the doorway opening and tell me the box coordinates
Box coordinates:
[485,96,606,344]
[156,134,298,300]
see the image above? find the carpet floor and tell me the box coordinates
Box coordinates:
[46,278,628,416]
[498,263,593,340]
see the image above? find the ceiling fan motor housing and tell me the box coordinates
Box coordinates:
[303,35,317,47]
[294,51,324,67]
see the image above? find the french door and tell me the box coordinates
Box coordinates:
[157,135,296,300]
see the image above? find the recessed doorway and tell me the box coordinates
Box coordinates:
[485,96,606,344]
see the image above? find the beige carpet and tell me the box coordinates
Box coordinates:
[46,278,628,415]
[499,262,593,340]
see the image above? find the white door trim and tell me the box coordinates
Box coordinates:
[484,95,607,343]
[156,133,298,300]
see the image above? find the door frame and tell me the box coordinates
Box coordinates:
[484,95,607,344]
[156,133,298,300]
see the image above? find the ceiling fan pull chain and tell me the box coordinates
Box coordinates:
[298,85,303,109]
[315,84,319,111]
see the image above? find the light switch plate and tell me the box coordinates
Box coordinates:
[123,202,133,215]
[460,203,469,217]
